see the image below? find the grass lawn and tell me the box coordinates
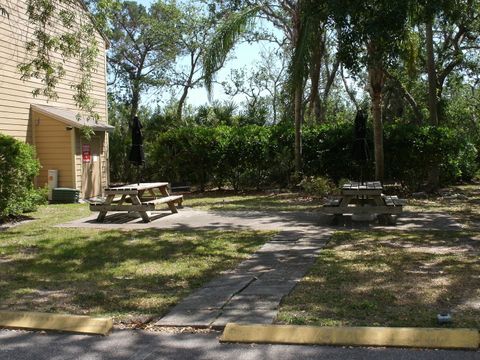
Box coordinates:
[184,191,323,212]
[0,204,273,322]
[277,230,480,328]
[407,185,480,228]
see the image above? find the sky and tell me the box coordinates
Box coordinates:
[133,0,275,109]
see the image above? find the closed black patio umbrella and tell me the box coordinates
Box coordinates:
[352,110,369,183]
[129,115,145,184]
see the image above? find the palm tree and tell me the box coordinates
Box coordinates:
[203,4,308,177]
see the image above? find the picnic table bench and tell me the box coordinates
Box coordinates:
[90,182,183,223]
[319,181,405,225]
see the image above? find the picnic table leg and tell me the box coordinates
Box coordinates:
[373,195,397,225]
[147,188,156,199]
[158,186,170,197]
[158,186,178,213]
[331,214,342,225]
[167,201,178,213]
[130,195,150,222]
[97,195,114,222]
[340,194,356,206]
[378,214,397,225]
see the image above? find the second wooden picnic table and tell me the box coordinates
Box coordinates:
[320,181,405,225]
[90,182,183,223]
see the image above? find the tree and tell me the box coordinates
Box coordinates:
[412,0,480,189]
[302,14,340,124]
[326,0,414,180]
[167,3,230,122]
[14,0,116,122]
[421,1,480,124]
[108,0,181,123]
[203,1,313,176]
[221,47,288,124]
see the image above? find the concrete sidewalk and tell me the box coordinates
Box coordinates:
[155,231,330,327]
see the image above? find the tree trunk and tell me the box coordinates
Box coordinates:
[272,88,278,124]
[318,58,340,123]
[315,100,324,124]
[385,71,423,124]
[294,85,303,176]
[368,60,385,181]
[308,36,322,123]
[130,82,140,124]
[341,64,359,111]
[176,86,189,122]
[176,52,199,122]
[425,19,438,126]
[292,2,303,177]
[425,18,440,190]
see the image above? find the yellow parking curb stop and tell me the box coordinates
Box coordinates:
[0,311,113,335]
[220,323,479,350]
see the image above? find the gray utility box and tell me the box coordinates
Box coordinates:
[51,188,80,204]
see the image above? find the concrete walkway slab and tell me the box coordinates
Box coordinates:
[154,231,330,327]
[154,309,220,328]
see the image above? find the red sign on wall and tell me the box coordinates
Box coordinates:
[82,144,91,163]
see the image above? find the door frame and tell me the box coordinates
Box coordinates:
[81,133,103,199]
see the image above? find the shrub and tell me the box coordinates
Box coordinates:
[383,124,478,189]
[145,122,478,191]
[220,126,271,190]
[303,123,374,182]
[0,134,44,218]
[149,127,222,191]
[299,176,335,197]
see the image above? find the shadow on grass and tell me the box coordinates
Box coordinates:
[278,230,480,328]
[0,228,270,319]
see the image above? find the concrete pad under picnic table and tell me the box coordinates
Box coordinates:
[57,207,466,232]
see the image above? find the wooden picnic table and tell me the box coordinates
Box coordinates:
[90,182,183,223]
[319,181,405,225]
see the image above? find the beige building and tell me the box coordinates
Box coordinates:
[0,0,111,199]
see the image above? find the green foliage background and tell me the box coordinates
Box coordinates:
[134,122,478,191]
[0,134,45,218]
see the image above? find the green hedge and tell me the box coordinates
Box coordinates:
[384,124,478,187]
[0,134,44,218]
[145,123,478,191]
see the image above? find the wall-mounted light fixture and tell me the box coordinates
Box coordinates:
[66,126,73,131]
